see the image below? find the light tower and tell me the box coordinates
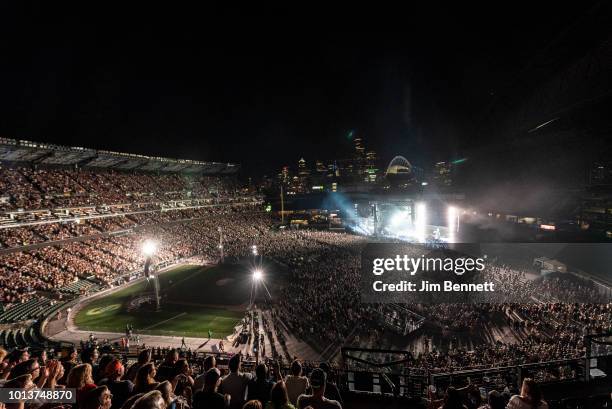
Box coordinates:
[249,268,271,310]
[142,240,161,311]
[218,227,224,264]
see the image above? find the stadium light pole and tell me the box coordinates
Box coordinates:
[252,244,260,266]
[218,227,224,264]
[249,268,271,310]
[142,240,161,311]
[249,269,262,310]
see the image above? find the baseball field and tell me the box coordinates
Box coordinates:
[74,263,257,338]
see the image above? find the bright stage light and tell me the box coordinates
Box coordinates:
[253,269,263,281]
[142,240,157,257]
[447,206,459,242]
[390,211,408,227]
[415,202,427,242]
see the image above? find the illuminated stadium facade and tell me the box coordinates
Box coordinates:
[385,155,418,190]
[385,155,413,177]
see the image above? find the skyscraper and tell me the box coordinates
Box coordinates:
[365,150,379,182]
[298,158,310,177]
[315,160,326,174]
[280,166,290,185]
[297,158,310,193]
[354,137,365,158]
[434,162,452,186]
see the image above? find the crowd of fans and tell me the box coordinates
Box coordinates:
[0,164,262,304]
[0,206,268,305]
[1,340,586,409]
[0,346,346,409]
[0,166,241,212]
[1,202,610,375]
[0,164,610,401]
[248,233,611,374]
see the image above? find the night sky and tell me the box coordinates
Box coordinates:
[0,2,607,176]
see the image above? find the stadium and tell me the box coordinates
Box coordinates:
[0,138,610,409]
[1,4,612,409]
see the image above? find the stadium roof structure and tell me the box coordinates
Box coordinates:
[0,137,238,174]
